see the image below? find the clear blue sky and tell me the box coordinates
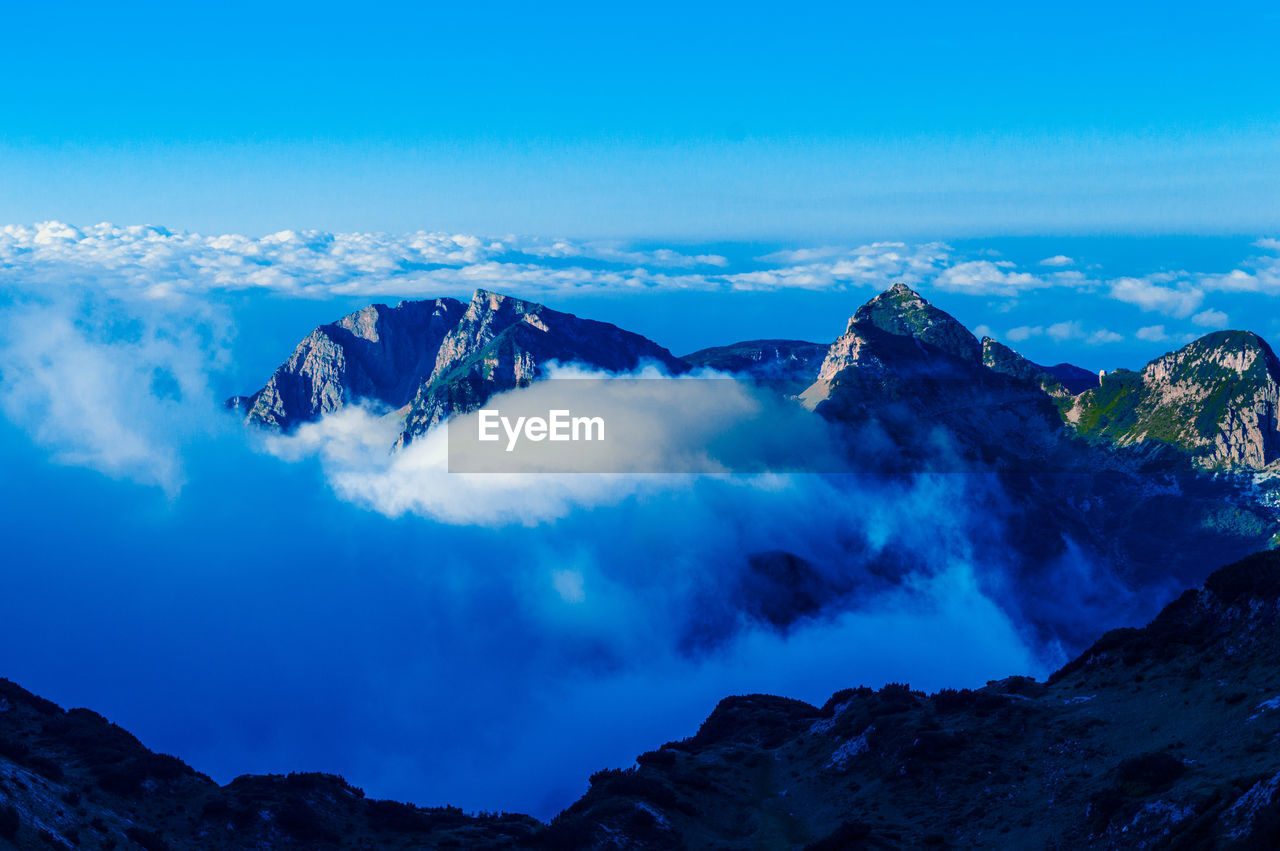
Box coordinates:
[2,0,1278,238]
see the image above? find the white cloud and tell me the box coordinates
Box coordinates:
[932,260,1047,295]
[1002,321,1117,346]
[1136,325,1169,342]
[1047,321,1082,341]
[1107,276,1203,317]
[1039,255,1074,267]
[1191,308,1229,328]
[0,293,229,492]
[264,365,846,525]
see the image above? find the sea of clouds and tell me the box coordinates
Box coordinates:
[1,223,1278,817]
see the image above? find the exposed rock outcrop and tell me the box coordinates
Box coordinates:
[1068,330,1280,470]
[227,298,465,430]
[396,290,687,446]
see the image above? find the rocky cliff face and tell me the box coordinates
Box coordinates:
[1067,331,1280,471]
[227,298,465,430]
[230,282,1280,474]
[396,290,687,446]
[230,289,686,447]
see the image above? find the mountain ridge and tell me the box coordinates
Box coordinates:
[229,282,1280,473]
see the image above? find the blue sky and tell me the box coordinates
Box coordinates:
[2,1,1278,237]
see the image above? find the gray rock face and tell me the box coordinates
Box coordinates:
[230,298,465,430]
[800,283,984,412]
[1067,330,1280,470]
[230,289,686,446]
[396,289,687,446]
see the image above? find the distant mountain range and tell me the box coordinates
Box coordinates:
[229,282,1280,474]
[4,549,1280,848]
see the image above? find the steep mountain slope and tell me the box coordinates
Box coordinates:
[543,549,1280,849]
[6,552,1280,849]
[1067,331,1280,471]
[798,285,1077,470]
[845,281,983,365]
[227,298,466,430]
[229,290,686,446]
[982,337,1098,397]
[396,290,686,446]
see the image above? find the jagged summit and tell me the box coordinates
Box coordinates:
[228,288,685,447]
[1068,328,1280,469]
[228,284,1280,472]
[849,282,982,365]
[397,287,685,445]
[228,297,465,430]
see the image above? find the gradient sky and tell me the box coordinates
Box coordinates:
[3,0,1278,238]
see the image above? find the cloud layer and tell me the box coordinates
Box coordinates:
[2,221,1274,307]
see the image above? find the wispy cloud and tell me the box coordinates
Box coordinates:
[0,290,229,492]
[1191,308,1229,328]
[1004,321,1123,346]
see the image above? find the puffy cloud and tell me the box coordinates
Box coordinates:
[265,365,847,525]
[1107,275,1203,317]
[4,222,1277,316]
[1086,329,1123,345]
[933,260,1047,295]
[1047,321,1082,341]
[1136,325,1169,342]
[0,287,230,492]
[1191,308,1229,328]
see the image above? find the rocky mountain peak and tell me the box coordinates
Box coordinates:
[850,282,982,364]
[228,296,465,430]
[1068,329,1280,469]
